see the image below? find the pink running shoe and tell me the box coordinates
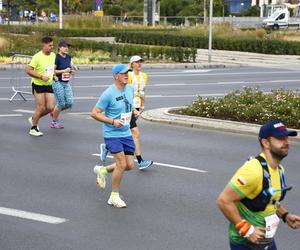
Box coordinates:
[50,120,64,129]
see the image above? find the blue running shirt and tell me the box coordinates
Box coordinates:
[55,54,71,82]
[96,84,134,138]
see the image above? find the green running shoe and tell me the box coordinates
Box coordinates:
[93,165,107,189]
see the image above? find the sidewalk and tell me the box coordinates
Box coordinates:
[0,62,230,71]
[3,47,300,70]
[142,107,300,141]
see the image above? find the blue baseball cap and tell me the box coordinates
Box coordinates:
[58,40,71,47]
[258,120,297,140]
[112,64,131,76]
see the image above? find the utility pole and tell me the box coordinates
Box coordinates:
[59,0,63,29]
[204,0,207,24]
[144,0,159,26]
[208,0,213,63]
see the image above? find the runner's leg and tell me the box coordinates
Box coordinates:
[45,92,55,115]
[52,81,65,120]
[111,152,127,192]
[64,82,74,110]
[32,92,46,126]
[131,126,141,157]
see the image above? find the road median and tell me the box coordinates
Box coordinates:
[142,107,300,140]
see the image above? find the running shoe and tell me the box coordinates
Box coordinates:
[28,116,39,130]
[107,194,126,208]
[93,165,107,189]
[29,128,43,137]
[137,160,153,170]
[100,143,108,162]
[50,120,64,129]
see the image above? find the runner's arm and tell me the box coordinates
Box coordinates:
[91,106,113,124]
[217,185,265,244]
[276,204,300,229]
[217,185,244,225]
[54,66,71,74]
[90,106,123,128]
[25,65,48,81]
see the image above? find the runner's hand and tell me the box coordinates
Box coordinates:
[41,75,49,82]
[247,227,265,244]
[286,214,300,229]
[64,67,71,73]
[113,119,123,128]
[134,110,141,118]
[53,75,58,82]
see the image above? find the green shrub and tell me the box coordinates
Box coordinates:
[177,87,300,128]
[0,25,174,37]
[115,32,300,55]
[0,34,196,63]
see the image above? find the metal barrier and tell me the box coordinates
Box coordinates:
[9,54,32,102]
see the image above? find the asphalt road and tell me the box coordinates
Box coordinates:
[0,66,300,250]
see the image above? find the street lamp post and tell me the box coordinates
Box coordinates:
[59,0,63,29]
[208,0,213,63]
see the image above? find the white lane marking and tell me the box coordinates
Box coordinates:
[0,207,68,224]
[217,81,245,84]
[0,79,300,90]
[0,86,31,89]
[14,109,34,114]
[2,94,218,102]
[68,112,91,115]
[92,154,207,173]
[148,71,300,77]
[183,70,212,73]
[1,70,300,81]
[0,114,23,117]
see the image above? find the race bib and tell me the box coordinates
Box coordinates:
[120,112,132,126]
[45,66,54,75]
[62,72,71,81]
[265,214,280,238]
[133,96,142,108]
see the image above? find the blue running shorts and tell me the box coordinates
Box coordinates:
[104,136,135,155]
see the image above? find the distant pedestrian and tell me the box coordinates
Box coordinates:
[92,64,135,208]
[51,40,74,129]
[26,36,56,136]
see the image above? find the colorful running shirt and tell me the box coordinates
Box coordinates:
[228,153,282,245]
[96,84,134,138]
[29,51,56,86]
[55,53,72,82]
[128,71,148,108]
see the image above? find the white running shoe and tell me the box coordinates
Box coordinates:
[107,195,126,208]
[29,128,43,137]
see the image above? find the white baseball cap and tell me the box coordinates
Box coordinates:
[130,55,144,64]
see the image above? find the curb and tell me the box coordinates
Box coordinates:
[141,107,300,141]
[0,63,231,71]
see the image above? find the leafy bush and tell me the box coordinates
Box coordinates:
[0,34,196,63]
[70,39,196,62]
[115,32,300,55]
[0,25,174,37]
[177,87,300,128]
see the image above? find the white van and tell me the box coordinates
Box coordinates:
[262,9,290,29]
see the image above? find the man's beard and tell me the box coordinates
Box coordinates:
[270,145,288,161]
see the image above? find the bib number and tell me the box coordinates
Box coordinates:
[120,112,132,126]
[62,72,71,81]
[45,66,54,75]
[265,214,280,238]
